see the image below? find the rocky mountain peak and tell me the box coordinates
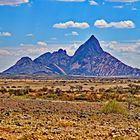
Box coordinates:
[3,35,140,76]
[75,35,103,56]
[58,49,67,55]
[16,57,33,65]
[88,35,97,41]
[52,49,67,56]
[83,35,104,54]
[70,35,104,64]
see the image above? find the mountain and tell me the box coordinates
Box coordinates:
[3,57,54,75]
[3,35,140,77]
[4,49,71,75]
[69,36,140,76]
[70,35,104,65]
[34,49,71,75]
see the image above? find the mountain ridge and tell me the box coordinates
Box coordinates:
[3,35,140,77]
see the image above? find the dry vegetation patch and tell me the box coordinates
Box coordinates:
[0,78,140,139]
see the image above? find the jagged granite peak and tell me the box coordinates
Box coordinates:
[34,49,70,65]
[33,48,71,75]
[3,35,140,76]
[70,35,104,64]
[77,35,103,54]
[57,49,67,55]
[34,49,68,65]
[34,52,52,65]
[16,57,33,65]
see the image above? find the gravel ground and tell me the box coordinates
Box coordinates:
[0,98,139,140]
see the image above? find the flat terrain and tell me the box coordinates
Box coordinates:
[0,78,140,91]
[0,79,140,140]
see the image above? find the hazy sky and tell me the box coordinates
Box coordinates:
[0,0,140,72]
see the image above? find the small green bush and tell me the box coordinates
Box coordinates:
[101,100,128,115]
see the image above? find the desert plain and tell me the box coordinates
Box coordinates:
[0,78,140,140]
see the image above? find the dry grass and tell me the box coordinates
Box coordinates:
[0,78,139,140]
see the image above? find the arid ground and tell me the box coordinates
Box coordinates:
[0,78,140,140]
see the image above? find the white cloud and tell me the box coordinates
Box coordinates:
[101,40,140,53]
[94,19,135,28]
[113,5,124,8]
[17,47,48,56]
[0,32,12,37]
[26,33,33,37]
[0,49,11,55]
[20,43,34,47]
[131,7,139,10]
[0,0,29,6]
[0,46,48,57]
[89,0,98,5]
[4,41,82,56]
[37,41,47,46]
[53,21,90,29]
[71,31,79,36]
[56,0,85,2]
[100,40,140,68]
[106,0,140,3]
[20,41,47,48]
[65,31,79,36]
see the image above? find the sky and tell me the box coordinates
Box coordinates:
[0,0,140,72]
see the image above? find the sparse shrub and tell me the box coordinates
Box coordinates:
[51,86,54,89]
[8,89,15,96]
[23,87,30,94]
[90,86,95,92]
[6,86,10,88]
[48,88,55,94]
[98,88,105,93]
[115,86,125,94]
[128,84,140,95]
[35,92,43,97]
[0,138,6,140]
[133,100,140,107]
[127,84,140,110]
[0,87,7,94]
[61,94,75,101]
[127,95,135,110]
[14,89,24,96]
[105,87,114,93]
[39,86,48,92]
[8,88,29,96]
[11,86,16,88]
[76,85,83,93]
[46,93,57,99]
[101,100,128,115]
[87,93,98,102]
[70,86,75,92]
[100,92,111,100]
[75,94,87,101]
[55,88,63,96]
